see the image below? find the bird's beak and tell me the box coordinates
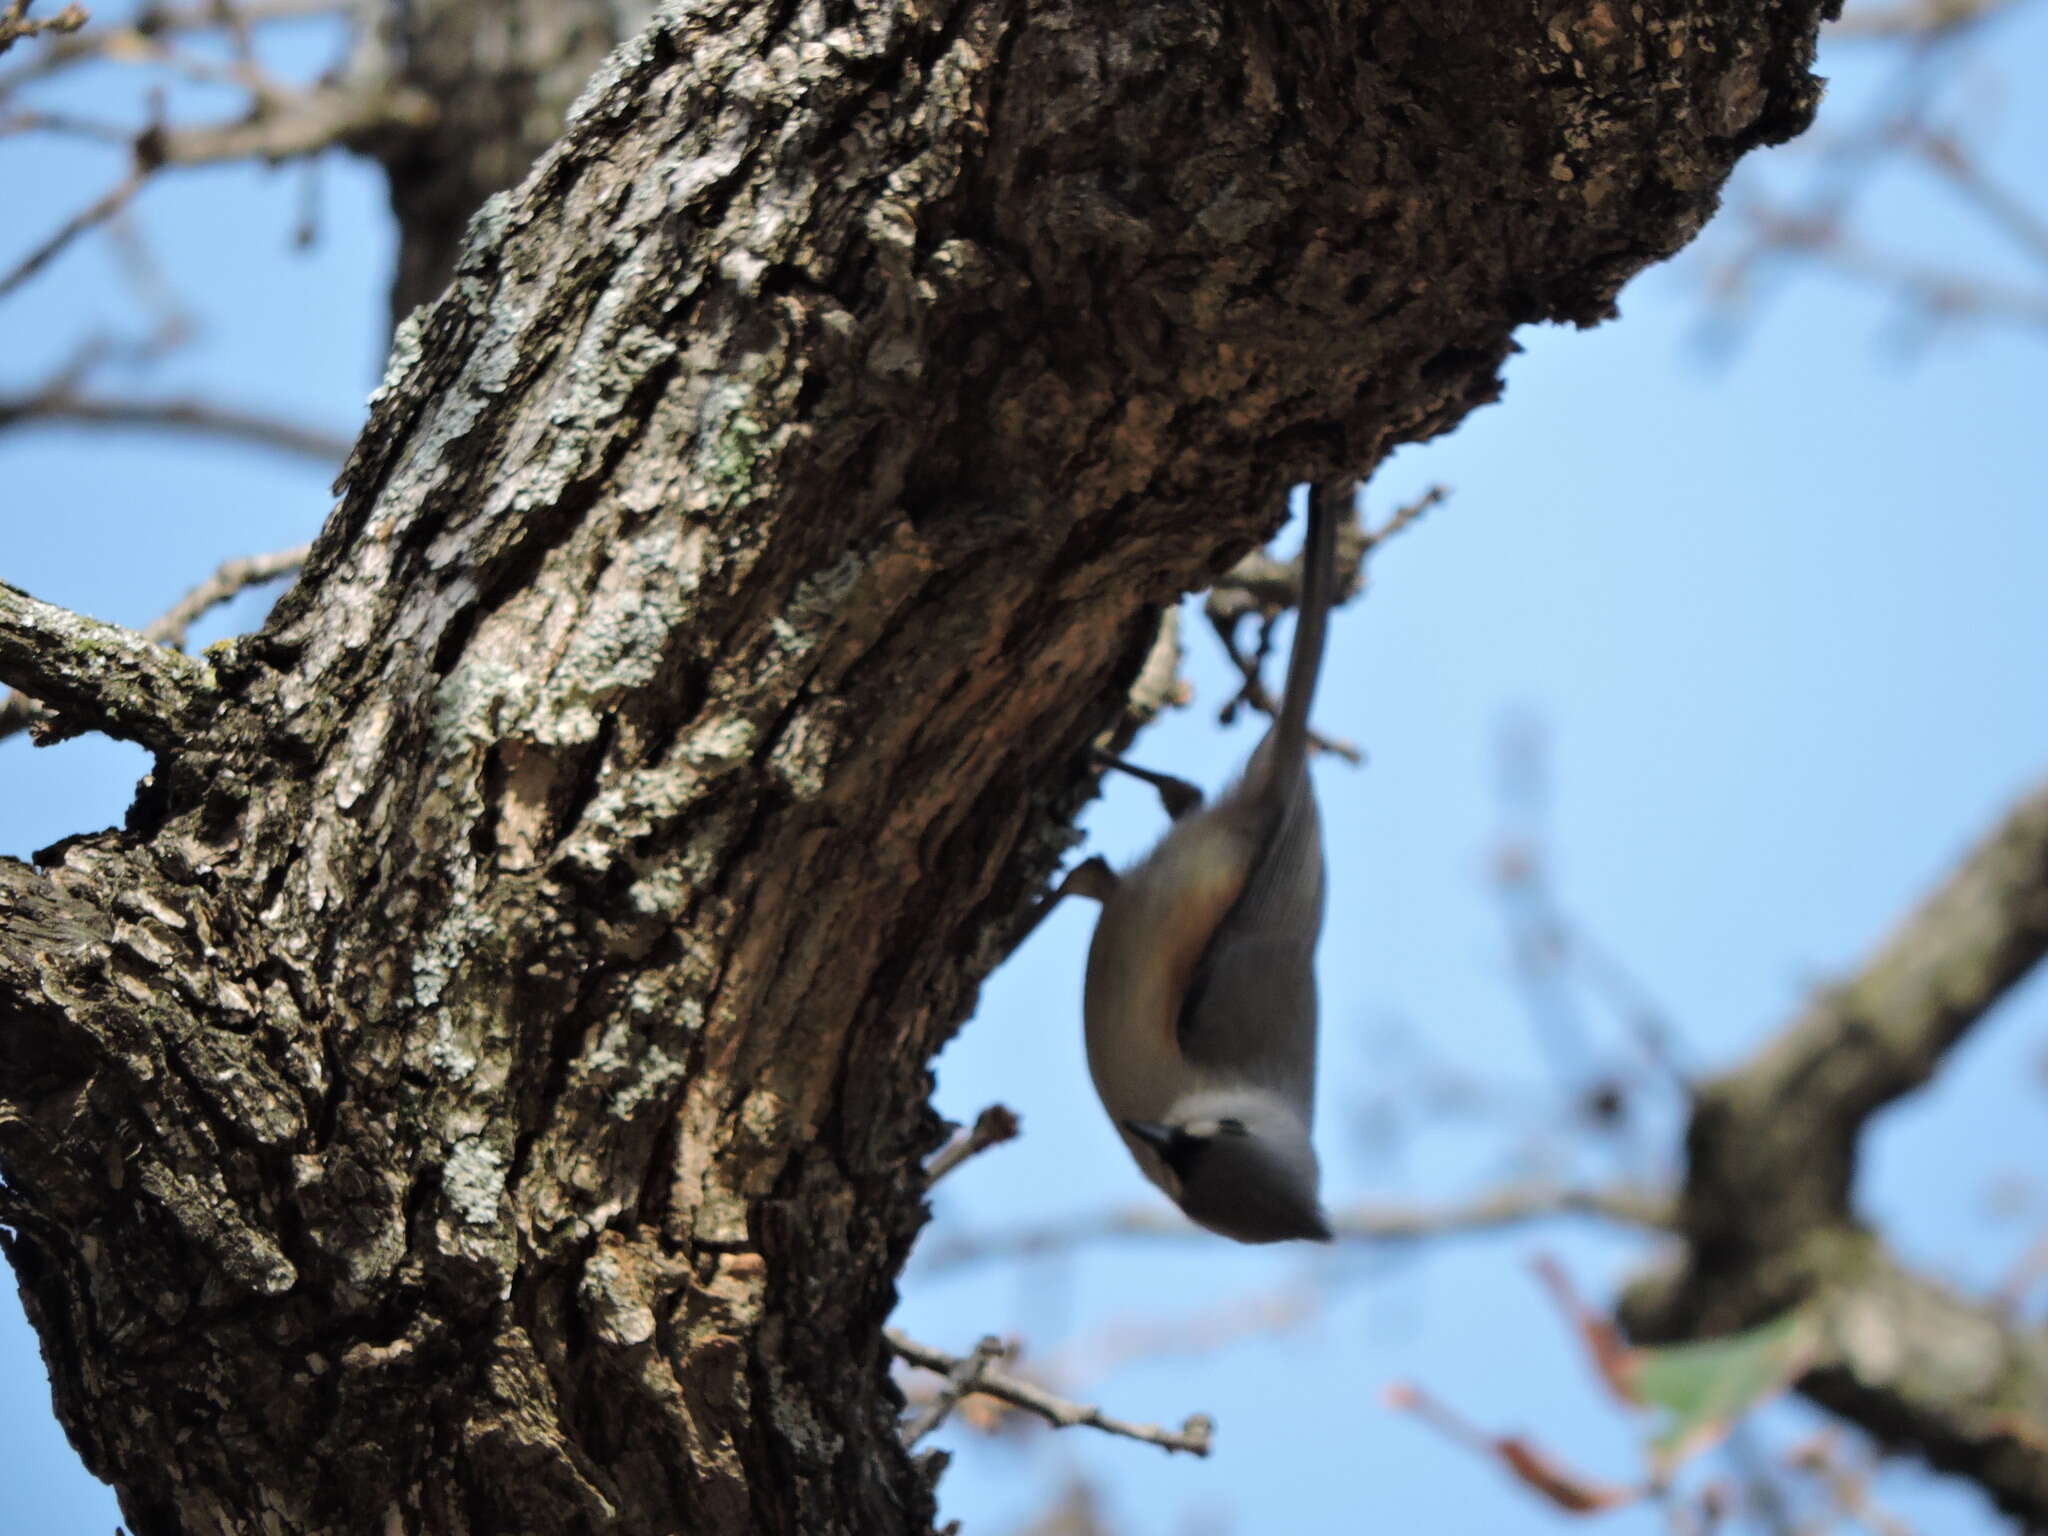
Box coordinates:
[1120,1119,1176,1153]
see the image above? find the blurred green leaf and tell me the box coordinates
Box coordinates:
[1634,1308,1816,1473]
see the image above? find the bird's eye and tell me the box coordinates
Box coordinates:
[1217,1117,1248,1136]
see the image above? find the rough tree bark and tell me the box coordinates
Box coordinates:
[0,3,1835,1532]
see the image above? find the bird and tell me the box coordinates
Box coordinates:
[1079,483,1340,1243]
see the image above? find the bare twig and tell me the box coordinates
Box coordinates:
[213,0,259,66]
[0,388,352,462]
[924,1104,1021,1187]
[1698,24,1970,351]
[143,78,435,167]
[1490,716,1694,1142]
[141,543,311,649]
[898,1333,1007,1446]
[1,7,434,299]
[1787,1432,1919,1536]
[1825,0,2025,39]
[917,1182,1671,1270]
[1383,1381,1641,1513]
[0,0,85,58]
[1209,613,1363,762]
[1,105,128,139]
[887,1329,1214,1456]
[1901,124,2048,274]
[1357,482,1445,557]
[0,0,344,95]
[1204,483,1444,761]
[1732,202,2048,332]
[1040,1283,1321,1389]
[0,168,142,300]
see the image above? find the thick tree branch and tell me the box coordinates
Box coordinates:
[1624,773,2048,1525]
[0,580,225,751]
[1682,772,2048,1256]
[1797,1241,2048,1527]
[0,545,307,746]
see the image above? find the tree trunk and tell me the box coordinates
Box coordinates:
[0,2,1831,1531]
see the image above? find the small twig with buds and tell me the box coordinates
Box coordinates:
[887,1329,1214,1456]
[897,1334,1007,1447]
[924,1104,1021,1187]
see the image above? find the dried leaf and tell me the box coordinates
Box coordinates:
[1532,1253,1641,1406]
[1383,1380,1640,1515]
[1497,1436,1640,1514]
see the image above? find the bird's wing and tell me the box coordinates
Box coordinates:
[1175,780,1323,1105]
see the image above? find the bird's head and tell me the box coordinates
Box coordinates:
[1121,1090,1330,1244]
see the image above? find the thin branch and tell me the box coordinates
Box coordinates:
[213,0,260,66]
[1210,610,1363,762]
[924,1104,1020,1188]
[0,31,433,300]
[1039,1282,1321,1388]
[0,168,142,301]
[1733,203,2048,332]
[898,1333,1006,1446]
[1902,124,2048,275]
[142,77,435,167]
[1825,0,2026,39]
[886,1329,1214,1456]
[1787,1432,1919,1536]
[917,1182,1671,1270]
[141,543,310,649]
[0,388,353,462]
[0,579,226,752]
[1204,483,1444,761]
[0,0,85,58]
[1,106,130,140]
[1697,30,1975,353]
[0,0,345,95]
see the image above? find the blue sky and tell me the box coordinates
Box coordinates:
[3,4,2045,1532]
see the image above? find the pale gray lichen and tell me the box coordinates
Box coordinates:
[442,1136,509,1227]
